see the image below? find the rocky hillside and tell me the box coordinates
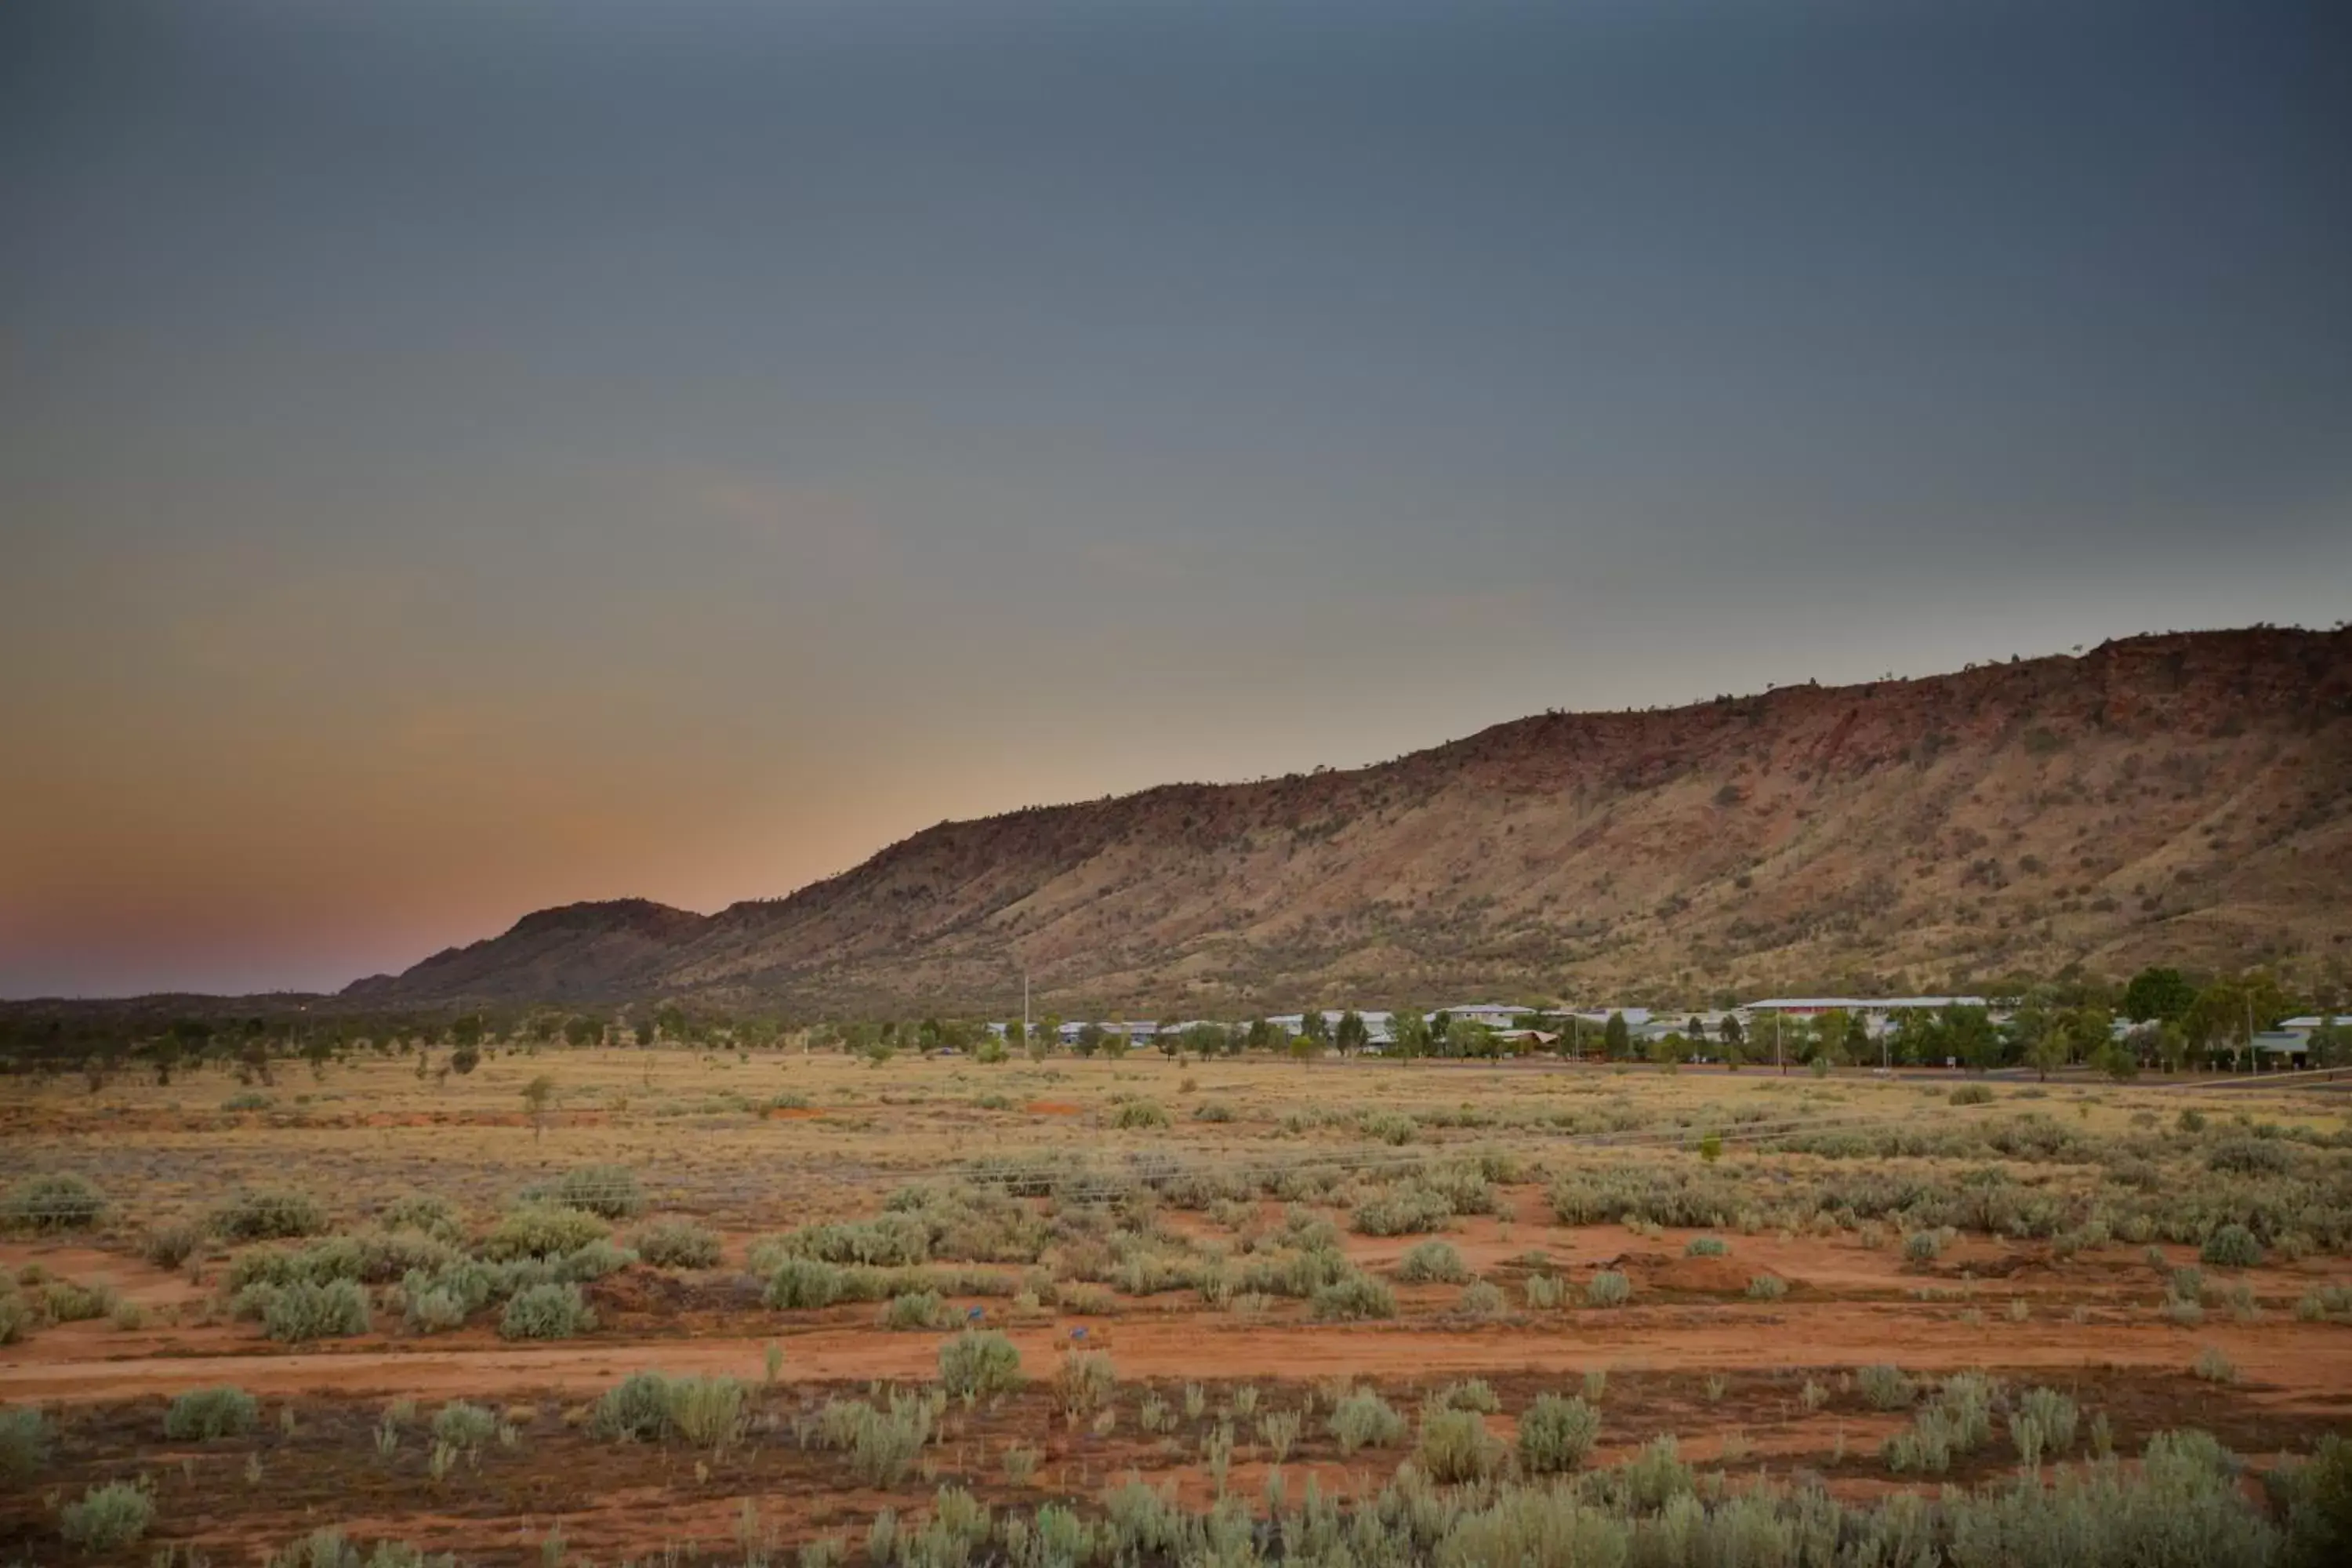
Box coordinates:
[348,628,2352,1014]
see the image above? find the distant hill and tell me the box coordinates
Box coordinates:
[344,627,2352,1015]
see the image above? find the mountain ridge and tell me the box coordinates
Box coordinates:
[346,626,2352,1014]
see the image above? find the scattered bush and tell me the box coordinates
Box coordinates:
[1458,1279,1505,1317]
[1193,1102,1235,1123]
[1422,1380,1490,1415]
[1950,1084,1994,1106]
[2193,1345,2238,1384]
[1310,1272,1397,1321]
[590,1371,673,1441]
[880,1290,947,1330]
[938,1330,1022,1398]
[499,1283,591,1340]
[2208,1138,2291,1176]
[635,1220,722,1269]
[1349,1185,1455,1237]
[554,1239,636,1283]
[378,1192,463,1241]
[1519,1393,1601,1474]
[430,1401,498,1450]
[1112,1099,1171,1130]
[2201,1224,2264,1269]
[479,1205,609,1261]
[211,1189,327,1241]
[60,1480,154,1551]
[3,1172,106,1232]
[1396,1240,1468,1284]
[764,1257,844,1310]
[1524,1274,1566,1309]
[1747,1273,1788,1301]
[1328,1388,1406,1454]
[0,1404,50,1484]
[264,1279,372,1342]
[1685,1236,1729,1257]
[662,1375,746,1450]
[1054,1350,1116,1416]
[0,1294,32,1345]
[544,1165,644,1220]
[165,1385,260,1440]
[1857,1364,1915,1410]
[1416,1407,1504,1483]
[2016,1386,2079,1454]
[1584,1271,1632,1308]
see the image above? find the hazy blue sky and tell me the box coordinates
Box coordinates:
[4,0,2347,996]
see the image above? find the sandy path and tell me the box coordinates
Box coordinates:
[11,1307,2352,1410]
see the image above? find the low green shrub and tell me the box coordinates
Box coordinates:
[60,1480,154,1551]
[430,1401,498,1450]
[142,1221,201,1270]
[1416,1407,1504,1483]
[1685,1236,1730,1257]
[1310,1272,1397,1321]
[212,1189,328,1241]
[938,1330,1023,1398]
[1349,1185,1454,1237]
[764,1257,844,1309]
[880,1290,947,1330]
[1858,1363,1915,1410]
[1396,1240,1468,1283]
[0,1404,49,1483]
[1054,1350,1116,1416]
[1904,1230,1944,1263]
[542,1165,644,1220]
[1524,1274,1566,1309]
[1519,1393,1601,1474]
[1584,1271,1632,1308]
[165,1385,260,1440]
[2201,1224,2264,1269]
[1112,1099,1171,1129]
[635,1220,722,1269]
[1458,1279,1505,1316]
[263,1279,371,1342]
[3,1172,106,1232]
[591,1371,673,1441]
[662,1375,746,1450]
[1950,1084,1994,1106]
[479,1205,609,1261]
[499,1282,591,1340]
[1747,1274,1788,1301]
[1328,1388,1405,1454]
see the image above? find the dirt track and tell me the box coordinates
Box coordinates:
[11,1306,2352,1412]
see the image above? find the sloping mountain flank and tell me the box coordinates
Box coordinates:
[350,628,2352,1014]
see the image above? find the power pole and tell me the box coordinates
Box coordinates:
[1022,968,1031,1047]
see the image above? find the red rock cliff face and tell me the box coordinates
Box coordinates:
[359,629,2352,1013]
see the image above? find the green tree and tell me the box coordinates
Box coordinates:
[1390,1011,1430,1058]
[1602,1011,1632,1060]
[2025,1028,2067,1081]
[1446,1017,1496,1058]
[1944,1004,2003,1072]
[1298,1010,1332,1047]
[452,1014,484,1051]
[522,1075,557,1138]
[2122,966,2198,1024]
[1335,1011,1370,1054]
[1073,1023,1105,1058]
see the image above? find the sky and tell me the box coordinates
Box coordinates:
[3,0,2348,998]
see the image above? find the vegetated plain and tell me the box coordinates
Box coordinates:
[5,1047,2352,1565]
